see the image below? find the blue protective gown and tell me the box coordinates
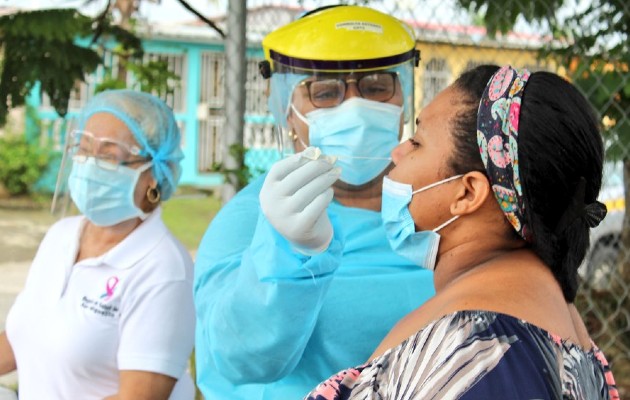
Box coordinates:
[193,174,435,400]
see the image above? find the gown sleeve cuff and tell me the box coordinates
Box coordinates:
[250,211,343,280]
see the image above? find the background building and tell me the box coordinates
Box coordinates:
[26,5,552,190]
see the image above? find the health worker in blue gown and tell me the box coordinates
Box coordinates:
[193,5,435,399]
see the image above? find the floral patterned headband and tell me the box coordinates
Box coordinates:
[477,65,532,241]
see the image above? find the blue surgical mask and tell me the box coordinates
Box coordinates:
[291,97,402,186]
[381,174,462,270]
[68,157,153,226]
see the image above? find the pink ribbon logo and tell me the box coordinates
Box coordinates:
[100,276,119,300]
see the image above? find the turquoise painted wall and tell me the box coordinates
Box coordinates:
[29,35,275,193]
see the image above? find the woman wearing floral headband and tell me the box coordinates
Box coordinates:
[305,65,618,399]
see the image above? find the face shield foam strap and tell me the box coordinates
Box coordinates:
[268,48,419,71]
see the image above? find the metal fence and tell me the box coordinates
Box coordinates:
[237,0,630,394]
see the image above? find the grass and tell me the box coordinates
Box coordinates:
[0,190,223,254]
[161,194,222,252]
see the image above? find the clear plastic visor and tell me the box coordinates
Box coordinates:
[266,59,416,192]
[51,129,151,218]
[268,58,415,129]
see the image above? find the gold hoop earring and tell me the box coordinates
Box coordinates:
[147,186,161,204]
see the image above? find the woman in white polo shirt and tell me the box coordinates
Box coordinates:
[0,90,195,400]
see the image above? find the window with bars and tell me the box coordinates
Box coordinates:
[199,52,225,109]
[245,57,269,115]
[40,50,187,113]
[197,51,226,173]
[141,52,187,112]
[422,58,451,107]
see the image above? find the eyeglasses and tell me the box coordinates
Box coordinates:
[298,72,398,108]
[68,130,150,171]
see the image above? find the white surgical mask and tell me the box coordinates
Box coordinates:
[291,97,401,186]
[381,174,462,270]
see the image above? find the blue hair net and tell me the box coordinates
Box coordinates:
[77,89,184,201]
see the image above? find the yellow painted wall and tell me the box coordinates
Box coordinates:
[413,40,557,112]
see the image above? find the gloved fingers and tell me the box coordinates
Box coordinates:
[296,187,334,227]
[266,147,332,183]
[290,168,340,213]
[280,158,337,196]
[300,146,323,161]
[292,214,333,255]
[266,151,311,183]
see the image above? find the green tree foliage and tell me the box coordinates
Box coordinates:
[458,0,628,151]
[211,143,255,191]
[0,8,142,125]
[456,0,564,36]
[101,59,181,98]
[0,134,50,195]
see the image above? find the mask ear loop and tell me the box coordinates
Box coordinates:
[290,103,309,125]
[411,174,463,195]
[287,104,310,152]
[289,129,309,149]
[433,215,459,233]
[410,174,464,233]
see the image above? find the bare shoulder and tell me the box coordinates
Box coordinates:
[369,296,445,360]
[441,262,585,344]
[369,259,590,360]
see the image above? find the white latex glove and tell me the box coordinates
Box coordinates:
[260,147,341,255]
